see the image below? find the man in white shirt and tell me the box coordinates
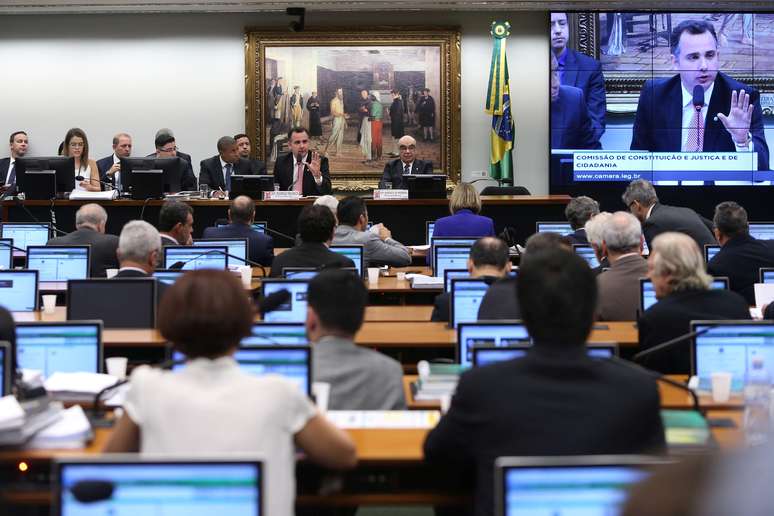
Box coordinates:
[96,133,132,191]
[0,131,28,197]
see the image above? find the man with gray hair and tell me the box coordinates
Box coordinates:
[565,195,599,245]
[47,203,118,277]
[638,232,749,374]
[622,178,715,250]
[596,211,647,321]
[584,211,613,272]
[199,136,255,194]
[96,132,132,191]
[114,220,168,301]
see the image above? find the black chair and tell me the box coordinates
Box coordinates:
[480,186,531,196]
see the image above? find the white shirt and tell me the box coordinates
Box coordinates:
[4,158,14,186]
[124,356,317,516]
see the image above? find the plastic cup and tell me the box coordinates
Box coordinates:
[239,265,252,288]
[42,295,57,314]
[367,267,380,284]
[106,357,129,380]
[312,382,330,412]
[711,371,733,403]
[106,268,118,278]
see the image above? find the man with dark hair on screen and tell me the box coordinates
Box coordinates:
[551,54,601,150]
[551,12,607,141]
[631,19,769,178]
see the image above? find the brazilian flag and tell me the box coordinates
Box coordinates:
[485,21,514,184]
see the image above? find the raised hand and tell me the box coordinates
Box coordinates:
[307,150,322,178]
[717,89,754,146]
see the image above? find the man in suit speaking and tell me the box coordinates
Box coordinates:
[378,135,433,189]
[631,19,769,175]
[273,127,332,196]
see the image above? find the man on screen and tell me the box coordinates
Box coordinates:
[551,54,601,150]
[551,12,607,142]
[630,20,769,174]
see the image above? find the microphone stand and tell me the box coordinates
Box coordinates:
[633,326,713,363]
[169,248,266,276]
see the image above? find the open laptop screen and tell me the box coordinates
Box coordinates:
[425,221,435,245]
[0,270,38,311]
[16,322,101,378]
[193,238,248,266]
[1,223,50,257]
[434,245,472,278]
[153,269,185,286]
[535,222,572,235]
[0,238,12,269]
[573,244,600,268]
[641,277,728,312]
[457,322,530,367]
[164,246,228,270]
[27,246,89,282]
[704,244,720,263]
[450,278,489,328]
[245,323,308,346]
[749,222,774,241]
[472,344,617,367]
[260,280,309,323]
[330,246,364,277]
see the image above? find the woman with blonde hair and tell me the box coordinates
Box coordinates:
[432,182,495,238]
[63,128,101,191]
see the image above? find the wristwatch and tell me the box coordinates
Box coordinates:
[734,131,752,148]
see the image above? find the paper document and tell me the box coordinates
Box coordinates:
[26,405,92,449]
[326,410,441,429]
[754,283,774,309]
[44,372,118,395]
[69,190,118,200]
[0,395,25,431]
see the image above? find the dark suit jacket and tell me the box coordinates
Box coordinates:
[631,72,769,172]
[114,268,168,306]
[96,155,114,185]
[562,49,607,142]
[178,157,197,191]
[424,345,666,516]
[199,156,255,191]
[272,152,332,196]
[551,85,601,150]
[477,278,522,321]
[160,234,179,247]
[638,288,751,374]
[269,242,355,277]
[47,228,119,278]
[246,159,267,175]
[0,158,17,196]
[566,228,588,245]
[643,203,716,251]
[708,234,774,305]
[379,159,433,189]
[202,223,274,266]
[596,254,648,321]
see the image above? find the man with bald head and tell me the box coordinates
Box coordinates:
[47,203,119,277]
[202,195,274,266]
[379,135,433,189]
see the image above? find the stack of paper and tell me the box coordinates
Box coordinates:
[407,274,444,289]
[0,398,64,446]
[69,190,118,200]
[413,363,464,401]
[26,405,93,449]
[44,372,119,402]
[0,395,25,433]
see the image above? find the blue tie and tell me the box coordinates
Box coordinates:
[6,162,15,186]
[224,163,233,191]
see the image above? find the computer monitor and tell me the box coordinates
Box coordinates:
[14,156,75,199]
[0,342,11,396]
[330,245,364,277]
[1,222,51,258]
[153,269,186,285]
[67,279,156,329]
[704,244,721,263]
[640,277,729,313]
[260,279,309,323]
[120,157,183,198]
[55,457,263,516]
[214,221,267,234]
[444,269,469,292]
[164,245,228,270]
[535,221,573,235]
[0,239,12,269]
[26,245,90,283]
[456,321,530,367]
[471,344,618,367]
[494,455,665,516]
[761,268,774,284]
[425,221,435,245]
[15,321,102,378]
[244,322,308,345]
[749,222,774,241]
[450,278,489,329]
[229,174,275,199]
[573,244,600,268]
[282,267,318,279]
[434,244,472,278]
[0,270,38,311]
[406,174,446,199]
[692,320,774,392]
[193,238,249,266]
[431,237,478,261]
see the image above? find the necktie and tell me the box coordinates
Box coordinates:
[404,163,410,176]
[294,161,304,193]
[6,162,15,186]
[685,108,704,152]
[224,163,233,191]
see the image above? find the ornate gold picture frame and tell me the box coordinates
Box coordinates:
[245,26,461,191]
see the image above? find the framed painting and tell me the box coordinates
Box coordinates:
[245,26,461,190]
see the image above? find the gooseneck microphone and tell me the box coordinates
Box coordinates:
[168,248,265,271]
[262,226,297,245]
[75,175,117,191]
[692,84,705,112]
[632,326,713,364]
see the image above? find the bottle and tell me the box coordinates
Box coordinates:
[744,356,771,446]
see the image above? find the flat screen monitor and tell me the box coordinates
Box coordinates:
[472,344,618,367]
[760,268,774,284]
[640,277,728,313]
[431,237,478,262]
[15,321,102,378]
[0,238,12,269]
[330,245,364,277]
[15,156,75,199]
[535,221,573,235]
[406,174,446,199]
[244,322,308,346]
[193,238,249,266]
[229,174,275,199]
[26,245,90,283]
[0,342,10,396]
[1,222,50,258]
[444,270,517,292]
[749,222,774,241]
[282,267,318,279]
[457,321,530,367]
[704,245,721,263]
[573,244,600,268]
[495,455,664,516]
[153,269,186,286]
[67,279,156,329]
[450,278,489,329]
[0,270,38,311]
[434,244,472,278]
[260,279,309,323]
[425,221,435,245]
[120,157,182,198]
[216,221,267,234]
[55,457,263,516]
[692,320,774,392]
[164,245,228,270]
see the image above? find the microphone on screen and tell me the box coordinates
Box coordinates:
[75,175,116,191]
[259,288,292,316]
[692,85,705,112]
[70,480,115,503]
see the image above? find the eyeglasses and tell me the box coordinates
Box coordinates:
[69,142,84,148]
[399,145,416,151]
[159,146,177,153]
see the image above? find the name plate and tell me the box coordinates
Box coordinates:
[373,189,409,200]
[263,191,301,200]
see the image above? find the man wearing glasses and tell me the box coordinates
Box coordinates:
[154,133,197,191]
[378,135,433,189]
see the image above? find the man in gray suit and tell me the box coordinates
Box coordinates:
[596,211,648,321]
[307,269,406,410]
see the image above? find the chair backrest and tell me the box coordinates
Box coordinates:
[480,186,531,196]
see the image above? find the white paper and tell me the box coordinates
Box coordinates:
[409,245,431,251]
[0,395,25,431]
[44,372,118,395]
[69,190,118,200]
[27,405,92,449]
[754,283,774,308]
[326,410,441,429]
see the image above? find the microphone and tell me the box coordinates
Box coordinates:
[259,288,291,316]
[692,84,705,111]
[70,480,115,503]
[262,225,296,245]
[75,175,117,191]
[168,248,266,271]
[633,326,713,363]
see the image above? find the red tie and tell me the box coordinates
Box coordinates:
[294,161,304,193]
[685,108,704,152]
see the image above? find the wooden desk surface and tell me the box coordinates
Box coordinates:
[364,306,433,322]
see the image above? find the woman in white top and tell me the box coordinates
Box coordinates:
[62,127,100,191]
[104,269,357,516]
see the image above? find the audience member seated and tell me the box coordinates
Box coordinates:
[424,248,666,516]
[202,195,274,266]
[308,269,405,410]
[1,130,28,197]
[564,195,599,245]
[104,270,357,515]
[295,195,340,246]
[234,133,267,175]
[638,232,750,374]
[62,127,101,192]
[333,196,411,267]
[153,128,192,164]
[47,203,118,277]
[432,237,511,322]
[596,211,647,321]
[707,201,774,306]
[378,135,433,189]
[199,136,255,194]
[154,132,197,191]
[270,205,355,277]
[433,182,495,239]
[623,178,715,250]
[158,200,194,246]
[96,132,132,191]
[584,211,612,273]
[114,220,168,302]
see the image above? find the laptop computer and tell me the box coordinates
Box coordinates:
[449,278,489,328]
[0,238,12,269]
[0,222,50,258]
[15,321,102,378]
[760,267,774,284]
[749,222,774,241]
[535,221,573,235]
[704,244,720,263]
[494,455,667,516]
[471,343,619,367]
[457,321,530,367]
[0,269,38,311]
[434,244,473,278]
[425,221,435,245]
[218,221,267,234]
[54,457,263,516]
[245,322,308,345]
[281,266,358,280]
[329,245,364,278]
[640,277,729,313]
[67,279,157,328]
[163,245,229,270]
[691,320,774,392]
[260,279,309,323]
[193,238,249,266]
[430,236,477,264]
[153,268,186,285]
[26,245,90,288]
[0,342,10,396]
[573,244,600,268]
